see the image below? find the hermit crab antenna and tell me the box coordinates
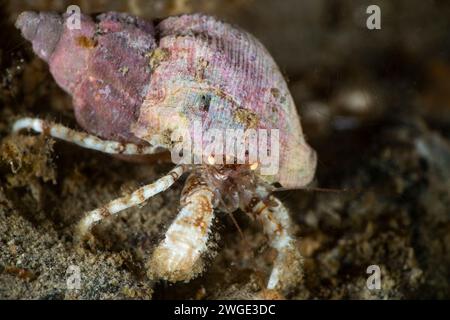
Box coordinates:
[273,185,351,193]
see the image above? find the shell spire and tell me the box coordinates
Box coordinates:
[15,11,157,144]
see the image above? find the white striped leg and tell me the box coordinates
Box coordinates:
[76,165,186,239]
[148,173,216,282]
[12,117,160,155]
[250,196,303,293]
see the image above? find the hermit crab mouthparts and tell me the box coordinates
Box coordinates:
[15,11,64,62]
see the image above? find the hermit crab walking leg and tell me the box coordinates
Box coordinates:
[148,173,216,282]
[76,165,187,239]
[250,196,303,293]
[13,117,160,155]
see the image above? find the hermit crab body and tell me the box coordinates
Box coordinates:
[14,11,317,295]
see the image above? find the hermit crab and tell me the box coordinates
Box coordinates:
[13,10,317,295]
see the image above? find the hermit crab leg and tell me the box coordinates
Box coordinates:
[148,173,216,282]
[12,117,160,155]
[76,165,186,239]
[250,196,303,293]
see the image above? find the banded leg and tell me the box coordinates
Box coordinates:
[13,117,160,155]
[76,165,186,239]
[250,196,303,293]
[148,173,216,282]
